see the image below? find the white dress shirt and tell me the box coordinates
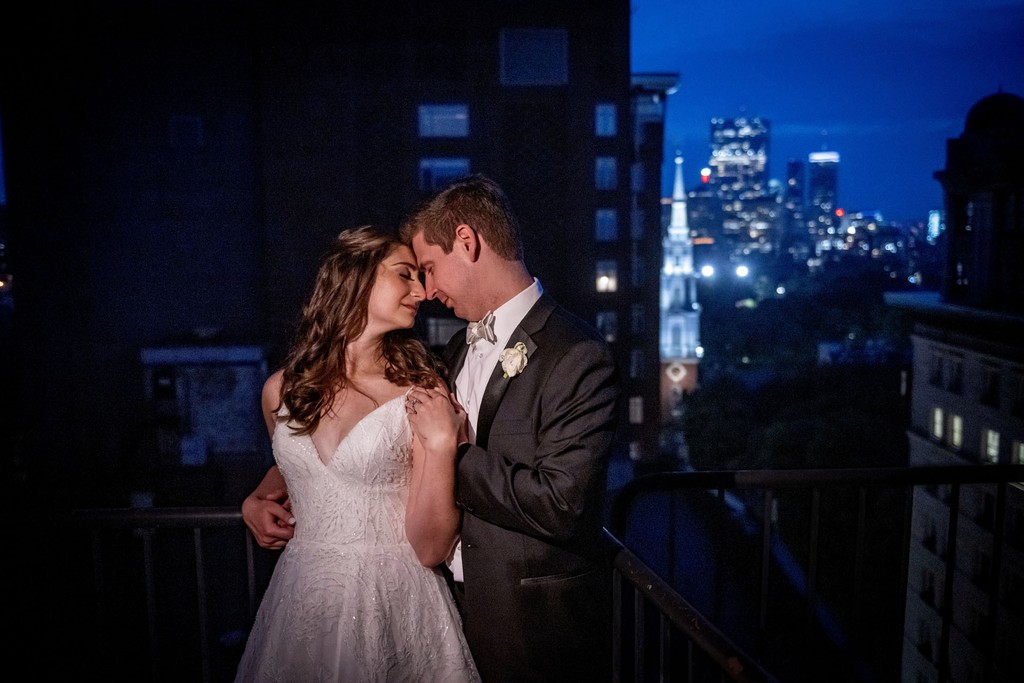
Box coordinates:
[448,278,543,581]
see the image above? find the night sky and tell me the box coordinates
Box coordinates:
[632,0,1024,223]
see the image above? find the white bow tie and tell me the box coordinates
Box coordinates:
[465,311,496,345]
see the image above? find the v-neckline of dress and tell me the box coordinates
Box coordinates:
[310,393,406,466]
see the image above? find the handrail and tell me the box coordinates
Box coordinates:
[609,464,1024,535]
[605,530,779,683]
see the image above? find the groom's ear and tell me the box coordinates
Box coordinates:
[453,223,482,262]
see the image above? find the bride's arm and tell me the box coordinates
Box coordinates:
[404,387,462,567]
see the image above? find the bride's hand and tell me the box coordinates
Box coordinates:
[405,386,462,454]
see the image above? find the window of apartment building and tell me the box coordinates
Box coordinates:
[595,208,618,241]
[983,428,1000,463]
[629,349,643,379]
[928,352,943,387]
[596,311,617,343]
[948,358,963,394]
[981,366,1000,408]
[630,303,644,335]
[499,28,568,86]
[1013,440,1024,465]
[596,260,618,292]
[419,158,469,192]
[628,396,644,424]
[595,103,616,137]
[1011,373,1024,417]
[949,414,964,450]
[595,156,617,190]
[931,407,944,441]
[628,441,642,462]
[418,104,469,137]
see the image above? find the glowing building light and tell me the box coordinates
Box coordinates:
[700,264,715,278]
[735,265,749,278]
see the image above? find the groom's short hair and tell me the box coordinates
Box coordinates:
[402,173,525,262]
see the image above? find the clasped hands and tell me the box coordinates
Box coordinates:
[404,385,468,453]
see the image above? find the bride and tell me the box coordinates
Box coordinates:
[235,225,480,682]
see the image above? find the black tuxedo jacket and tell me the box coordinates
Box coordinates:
[442,293,619,683]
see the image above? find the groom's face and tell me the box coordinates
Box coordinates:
[411,231,477,322]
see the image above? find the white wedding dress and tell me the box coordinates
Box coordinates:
[235,394,480,682]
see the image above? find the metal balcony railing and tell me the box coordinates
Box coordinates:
[13,465,1024,682]
[610,465,1024,683]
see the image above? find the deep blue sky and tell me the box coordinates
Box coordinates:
[631,0,1024,223]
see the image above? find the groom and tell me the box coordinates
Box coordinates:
[244,174,619,683]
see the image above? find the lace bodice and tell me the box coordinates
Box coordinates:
[274,394,412,548]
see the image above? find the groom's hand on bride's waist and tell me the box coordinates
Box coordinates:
[242,488,296,550]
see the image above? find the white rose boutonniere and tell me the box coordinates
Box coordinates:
[499,342,529,379]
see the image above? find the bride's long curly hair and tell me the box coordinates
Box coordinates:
[278,225,447,435]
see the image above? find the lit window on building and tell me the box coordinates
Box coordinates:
[629,396,643,424]
[950,414,963,450]
[419,158,470,192]
[931,407,944,441]
[418,104,469,137]
[983,428,1000,463]
[499,28,568,86]
[1013,440,1024,465]
[595,311,617,342]
[595,103,616,136]
[596,260,618,292]
[595,156,617,190]
[595,208,618,241]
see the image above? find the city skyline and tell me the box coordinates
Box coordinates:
[631,0,1024,223]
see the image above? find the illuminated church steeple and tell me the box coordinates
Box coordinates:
[659,154,701,418]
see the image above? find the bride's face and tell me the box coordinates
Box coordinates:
[365,245,425,335]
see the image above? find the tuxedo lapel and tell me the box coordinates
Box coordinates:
[474,296,554,449]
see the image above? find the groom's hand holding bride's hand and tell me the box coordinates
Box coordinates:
[242,487,296,550]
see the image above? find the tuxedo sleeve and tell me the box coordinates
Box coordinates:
[455,331,619,543]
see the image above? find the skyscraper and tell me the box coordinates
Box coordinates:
[705,116,781,258]
[807,150,841,255]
